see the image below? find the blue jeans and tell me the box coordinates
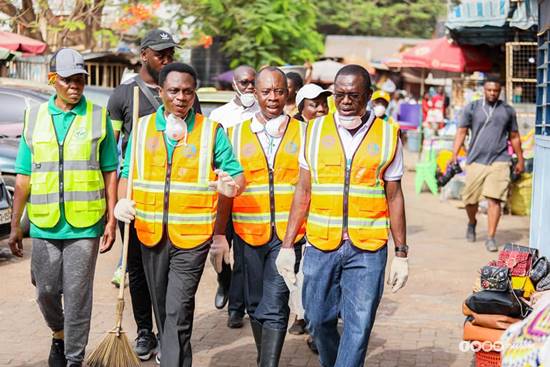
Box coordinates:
[302,241,387,367]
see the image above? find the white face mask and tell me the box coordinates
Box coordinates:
[373,104,386,118]
[233,79,256,108]
[335,112,363,130]
[265,115,287,138]
[165,113,187,142]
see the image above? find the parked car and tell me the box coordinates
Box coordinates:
[0,86,49,138]
[0,84,49,236]
[0,175,12,239]
[197,88,234,117]
[84,85,113,108]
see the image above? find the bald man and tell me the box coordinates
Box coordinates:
[210,65,259,129]
[226,67,305,366]
[209,66,258,328]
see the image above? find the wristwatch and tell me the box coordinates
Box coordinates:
[395,244,409,255]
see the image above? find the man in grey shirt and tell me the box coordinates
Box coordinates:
[452,78,524,252]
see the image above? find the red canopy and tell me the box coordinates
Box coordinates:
[398,37,491,73]
[0,31,47,54]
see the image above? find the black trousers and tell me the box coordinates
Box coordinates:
[141,239,210,367]
[119,221,153,333]
[239,235,301,330]
[217,220,246,316]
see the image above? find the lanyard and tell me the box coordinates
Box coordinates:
[482,99,496,124]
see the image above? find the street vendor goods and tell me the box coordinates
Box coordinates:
[480,266,510,292]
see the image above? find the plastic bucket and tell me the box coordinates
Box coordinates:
[406,130,421,152]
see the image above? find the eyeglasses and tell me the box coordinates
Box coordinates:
[237,79,255,87]
[333,92,362,101]
[260,88,287,97]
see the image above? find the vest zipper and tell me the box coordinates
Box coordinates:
[333,113,375,237]
[268,170,275,229]
[252,117,290,241]
[58,144,64,204]
[163,162,172,227]
[162,138,173,229]
[342,168,350,231]
[50,116,68,205]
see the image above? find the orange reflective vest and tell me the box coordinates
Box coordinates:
[304,113,399,251]
[228,118,306,246]
[132,112,219,249]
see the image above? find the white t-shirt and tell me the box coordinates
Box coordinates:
[209,98,259,129]
[298,113,404,181]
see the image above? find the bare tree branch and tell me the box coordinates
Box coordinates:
[0,1,18,17]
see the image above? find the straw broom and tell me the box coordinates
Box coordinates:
[86,86,141,367]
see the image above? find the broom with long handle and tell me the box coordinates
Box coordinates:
[87,86,141,367]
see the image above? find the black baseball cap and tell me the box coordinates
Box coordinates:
[141,29,179,51]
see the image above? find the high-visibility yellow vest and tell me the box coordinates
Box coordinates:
[304,113,399,251]
[132,112,219,249]
[228,118,306,246]
[24,101,107,229]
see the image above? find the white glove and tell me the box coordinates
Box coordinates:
[114,198,136,223]
[210,234,231,273]
[275,247,297,290]
[208,169,239,198]
[387,257,409,293]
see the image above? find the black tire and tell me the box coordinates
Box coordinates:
[2,174,30,236]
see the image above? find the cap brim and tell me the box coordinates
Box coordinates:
[297,90,332,106]
[56,69,89,78]
[148,42,180,51]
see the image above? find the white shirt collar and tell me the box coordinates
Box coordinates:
[250,114,265,133]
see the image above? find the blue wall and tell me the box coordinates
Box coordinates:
[530,16,550,256]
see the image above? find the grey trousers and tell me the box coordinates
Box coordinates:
[141,239,210,367]
[31,237,100,364]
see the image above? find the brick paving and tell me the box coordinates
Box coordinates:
[0,154,531,366]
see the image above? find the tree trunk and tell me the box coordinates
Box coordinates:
[0,0,46,42]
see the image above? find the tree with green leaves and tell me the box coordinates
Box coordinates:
[176,0,324,69]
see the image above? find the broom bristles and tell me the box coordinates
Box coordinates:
[86,329,141,367]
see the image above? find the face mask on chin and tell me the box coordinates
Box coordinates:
[233,79,256,108]
[335,111,363,130]
[373,104,386,118]
[264,115,287,138]
[165,113,187,143]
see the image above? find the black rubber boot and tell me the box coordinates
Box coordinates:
[259,327,286,367]
[250,319,263,365]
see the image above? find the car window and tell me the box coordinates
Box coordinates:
[0,93,28,124]
[200,102,225,118]
[84,89,112,108]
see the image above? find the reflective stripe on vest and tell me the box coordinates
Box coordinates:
[132,112,218,249]
[305,113,399,251]
[24,101,107,228]
[229,118,306,246]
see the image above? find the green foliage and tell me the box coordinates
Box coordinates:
[93,29,119,47]
[316,0,446,39]
[176,0,324,68]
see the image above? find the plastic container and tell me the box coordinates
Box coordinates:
[475,351,501,367]
[406,130,421,152]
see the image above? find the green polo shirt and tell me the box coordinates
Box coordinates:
[121,106,243,178]
[15,94,119,240]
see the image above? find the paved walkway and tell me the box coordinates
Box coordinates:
[0,154,530,366]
